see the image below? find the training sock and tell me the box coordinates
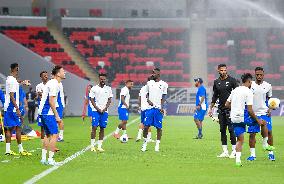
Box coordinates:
[98,140,103,149]
[123,130,127,135]
[48,151,54,161]
[137,129,143,139]
[198,128,202,135]
[232,145,236,152]
[18,143,24,152]
[236,152,242,163]
[6,143,11,153]
[91,139,96,147]
[147,132,152,140]
[222,145,228,153]
[115,127,120,134]
[59,130,64,139]
[262,137,268,148]
[250,148,256,157]
[42,149,47,161]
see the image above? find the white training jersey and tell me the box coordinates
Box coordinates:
[36,82,46,94]
[38,79,60,115]
[146,80,168,109]
[139,85,150,111]
[56,82,65,108]
[227,86,253,123]
[4,76,19,112]
[251,81,272,116]
[89,85,113,112]
[118,86,130,109]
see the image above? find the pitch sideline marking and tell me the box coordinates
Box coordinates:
[24,117,140,184]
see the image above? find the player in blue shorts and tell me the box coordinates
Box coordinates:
[225,73,264,167]
[4,63,31,156]
[113,80,134,139]
[141,68,168,152]
[38,65,65,165]
[89,74,113,152]
[193,78,208,139]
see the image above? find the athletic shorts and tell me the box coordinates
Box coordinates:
[37,115,43,127]
[41,115,58,135]
[56,107,64,119]
[87,106,92,117]
[144,108,163,129]
[194,109,207,121]
[118,107,129,121]
[4,111,21,128]
[140,110,148,124]
[246,115,271,133]
[233,123,246,137]
[92,111,108,128]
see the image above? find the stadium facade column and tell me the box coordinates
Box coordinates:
[189,18,208,85]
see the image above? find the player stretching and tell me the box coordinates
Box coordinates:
[136,77,153,142]
[247,67,275,161]
[56,81,65,142]
[89,74,113,152]
[36,71,49,157]
[113,80,134,139]
[38,66,65,165]
[193,78,208,139]
[4,63,31,156]
[141,68,168,152]
[225,73,264,167]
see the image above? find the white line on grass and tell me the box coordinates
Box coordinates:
[24,117,140,184]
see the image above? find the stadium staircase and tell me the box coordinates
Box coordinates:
[47,22,98,82]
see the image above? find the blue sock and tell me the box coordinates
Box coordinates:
[198,128,202,135]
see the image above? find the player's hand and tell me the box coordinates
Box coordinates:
[160,109,165,115]
[147,100,153,106]
[257,119,265,126]
[56,116,61,123]
[82,115,85,121]
[102,108,107,113]
[16,109,21,117]
[208,108,213,117]
[267,109,272,117]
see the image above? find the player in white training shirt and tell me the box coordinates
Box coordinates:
[141,68,168,152]
[38,66,65,165]
[113,80,134,139]
[225,73,264,167]
[89,73,113,152]
[136,76,153,142]
[247,67,275,161]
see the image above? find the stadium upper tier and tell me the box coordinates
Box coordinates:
[63,27,191,88]
[207,28,284,86]
[0,26,87,79]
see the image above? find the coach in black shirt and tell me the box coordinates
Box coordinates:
[208,64,238,158]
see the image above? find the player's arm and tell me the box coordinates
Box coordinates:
[209,81,218,116]
[160,94,167,114]
[138,96,141,108]
[121,95,129,109]
[82,97,88,119]
[10,92,21,117]
[49,96,61,122]
[102,97,112,113]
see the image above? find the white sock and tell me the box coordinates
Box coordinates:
[232,145,236,152]
[147,132,152,140]
[98,140,103,149]
[115,127,120,134]
[222,145,228,153]
[6,143,11,153]
[142,138,148,147]
[269,151,274,155]
[250,148,256,157]
[123,130,127,135]
[59,130,64,139]
[262,137,268,148]
[48,151,54,161]
[156,140,160,147]
[41,149,47,161]
[18,143,24,152]
[236,152,241,163]
[91,139,95,147]
[137,129,143,139]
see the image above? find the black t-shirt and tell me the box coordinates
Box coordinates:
[211,75,238,111]
[26,91,36,107]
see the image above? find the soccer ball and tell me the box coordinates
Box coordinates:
[268,98,280,110]
[120,134,129,143]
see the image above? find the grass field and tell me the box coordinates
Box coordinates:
[0,116,283,184]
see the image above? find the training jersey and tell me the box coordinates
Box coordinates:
[56,82,65,109]
[36,82,46,106]
[4,76,19,112]
[227,86,253,123]
[38,79,60,115]
[251,81,272,116]
[118,86,130,109]
[89,85,113,112]
[146,80,168,109]
[139,85,150,111]
[196,85,208,111]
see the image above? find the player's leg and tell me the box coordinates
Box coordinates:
[233,123,245,166]
[154,109,163,152]
[90,111,99,152]
[16,125,29,155]
[260,116,275,160]
[141,109,153,152]
[4,127,13,155]
[114,108,128,138]
[247,133,257,161]
[217,113,229,157]
[57,108,64,142]
[97,112,108,152]
[136,123,144,141]
[147,126,153,141]
[226,113,236,158]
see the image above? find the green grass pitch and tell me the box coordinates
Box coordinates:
[0,116,283,184]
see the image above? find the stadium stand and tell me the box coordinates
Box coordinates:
[207,28,284,86]
[63,27,190,87]
[0,26,87,79]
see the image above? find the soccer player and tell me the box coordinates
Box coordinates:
[225,73,264,167]
[247,67,275,161]
[56,81,65,142]
[38,65,65,165]
[141,68,168,152]
[208,64,238,158]
[82,84,93,122]
[89,74,113,152]
[193,78,208,139]
[113,80,134,139]
[136,77,153,142]
[4,63,31,156]
[36,71,48,145]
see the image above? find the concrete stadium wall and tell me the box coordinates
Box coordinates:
[0,16,47,26]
